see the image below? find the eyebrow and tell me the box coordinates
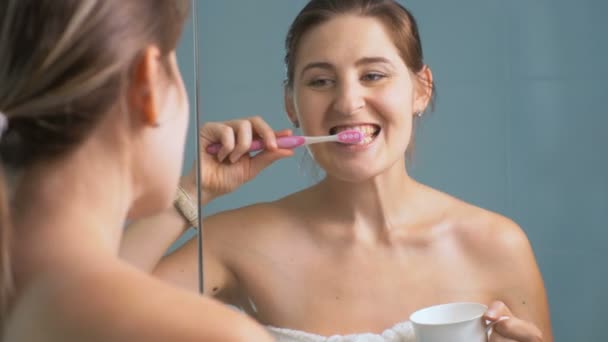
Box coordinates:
[299,57,394,77]
[355,57,394,67]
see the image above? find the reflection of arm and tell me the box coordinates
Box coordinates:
[119,185,236,302]
[152,217,238,303]
[472,218,553,341]
[495,224,553,341]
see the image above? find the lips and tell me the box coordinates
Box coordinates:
[329,124,381,145]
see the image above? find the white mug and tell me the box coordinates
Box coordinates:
[410,302,490,342]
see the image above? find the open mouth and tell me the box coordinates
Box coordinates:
[329,124,381,145]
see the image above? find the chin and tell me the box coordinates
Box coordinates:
[322,163,385,183]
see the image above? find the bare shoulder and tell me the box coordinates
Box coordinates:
[415,184,530,262]
[203,188,311,244]
[154,191,308,297]
[441,196,534,269]
[204,200,293,235]
[431,189,552,338]
[5,261,271,342]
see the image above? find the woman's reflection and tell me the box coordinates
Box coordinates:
[123,1,551,341]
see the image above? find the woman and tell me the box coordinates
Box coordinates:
[0,0,272,340]
[123,0,552,341]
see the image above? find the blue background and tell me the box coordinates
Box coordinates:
[175,1,608,340]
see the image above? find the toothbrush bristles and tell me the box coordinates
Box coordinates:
[337,130,364,144]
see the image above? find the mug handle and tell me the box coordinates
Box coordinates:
[485,316,510,337]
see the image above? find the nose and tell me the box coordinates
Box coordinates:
[332,80,365,116]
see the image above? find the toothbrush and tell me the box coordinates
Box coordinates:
[206,130,364,154]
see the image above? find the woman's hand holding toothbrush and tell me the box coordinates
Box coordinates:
[181,117,295,204]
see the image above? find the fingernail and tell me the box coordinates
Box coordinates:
[497,316,510,322]
[485,310,497,319]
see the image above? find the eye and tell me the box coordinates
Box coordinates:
[308,78,335,88]
[361,73,386,82]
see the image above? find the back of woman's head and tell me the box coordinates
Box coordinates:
[0,0,190,324]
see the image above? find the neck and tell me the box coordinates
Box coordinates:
[313,158,421,241]
[11,126,133,285]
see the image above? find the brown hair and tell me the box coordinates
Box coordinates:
[0,0,190,323]
[285,0,432,89]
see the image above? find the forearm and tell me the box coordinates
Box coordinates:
[119,176,219,272]
[119,169,223,271]
[180,172,218,207]
[119,205,192,272]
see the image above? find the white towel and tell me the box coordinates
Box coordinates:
[267,321,415,342]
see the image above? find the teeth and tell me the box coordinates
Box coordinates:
[360,136,373,145]
[334,125,378,136]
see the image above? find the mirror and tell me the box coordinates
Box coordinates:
[179,1,606,340]
[119,0,202,292]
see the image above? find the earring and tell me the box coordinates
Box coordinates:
[415,111,423,118]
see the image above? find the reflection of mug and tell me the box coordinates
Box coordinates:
[410,302,489,342]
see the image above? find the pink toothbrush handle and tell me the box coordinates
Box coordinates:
[206,136,306,154]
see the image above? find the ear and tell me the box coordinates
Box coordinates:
[129,46,163,127]
[413,65,434,114]
[284,86,299,126]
